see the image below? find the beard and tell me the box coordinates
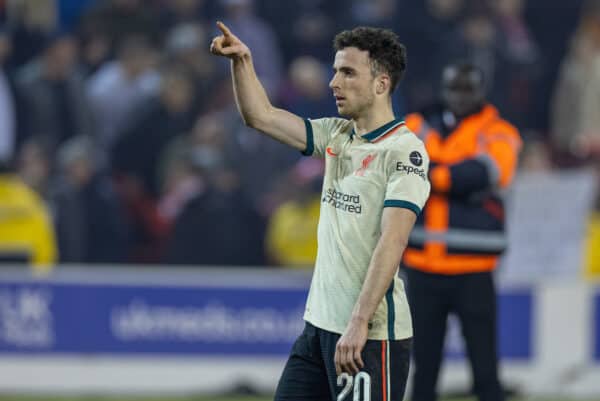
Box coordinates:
[337,93,375,119]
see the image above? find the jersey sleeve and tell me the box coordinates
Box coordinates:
[302,117,348,158]
[383,140,431,216]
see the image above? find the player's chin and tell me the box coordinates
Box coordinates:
[336,106,352,118]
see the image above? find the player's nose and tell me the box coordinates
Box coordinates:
[329,73,339,89]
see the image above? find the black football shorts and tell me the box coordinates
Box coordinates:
[274,322,411,401]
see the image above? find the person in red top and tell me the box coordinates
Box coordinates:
[404,62,522,401]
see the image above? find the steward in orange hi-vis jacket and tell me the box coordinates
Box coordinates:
[403,62,522,401]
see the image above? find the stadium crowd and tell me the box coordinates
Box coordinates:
[0,0,599,269]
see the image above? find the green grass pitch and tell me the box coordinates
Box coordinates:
[0,396,598,401]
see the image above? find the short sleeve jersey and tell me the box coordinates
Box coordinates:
[302,117,430,340]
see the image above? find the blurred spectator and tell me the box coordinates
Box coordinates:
[159,0,207,30]
[50,135,129,264]
[164,161,266,266]
[16,138,52,199]
[401,0,466,109]
[159,109,237,177]
[431,7,539,130]
[156,112,226,223]
[258,0,340,64]
[79,0,161,51]
[551,0,600,160]
[157,153,205,224]
[281,56,336,118]
[16,32,94,153]
[490,0,540,129]
[112,64,196,197]
[349,0,399,29]
[289,11,337,64]
[87,34,160,164]
[57,0,97,32]
[220,0,283,96]
[165,23,209,74]
[0,161,57,271]
[584,209,600,277]
[0,28,18,164]
[188,83,300,212]
[232,122,301,213]
[491,0,539,68]
[519,139,552,171]
[165,22,220,111]
[211,106,300,215]
[524,0,585,135]
[79,30,112,77]
[265,158,323,267]
[6,0,58,67]
[437,10,501,94]
[426,0,466,21]
[112,65,197,262]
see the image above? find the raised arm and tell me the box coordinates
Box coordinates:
[210,21,307,151]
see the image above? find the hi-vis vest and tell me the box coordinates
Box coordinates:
[404,104,522,275]
[0,174,57,272]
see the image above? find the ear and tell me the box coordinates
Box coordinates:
[376,74,391,95]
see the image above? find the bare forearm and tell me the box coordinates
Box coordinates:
[231,54,272,127]
[351,233,407,324]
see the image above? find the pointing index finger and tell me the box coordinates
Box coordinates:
[216,21,233,37]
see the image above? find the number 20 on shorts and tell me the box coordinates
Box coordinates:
[337,372,371,401]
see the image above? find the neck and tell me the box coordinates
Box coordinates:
[446,103,485,121]
[352,99,395,135]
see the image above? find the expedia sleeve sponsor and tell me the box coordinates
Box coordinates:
[322,188,362,214]
[396,161,427,180]
[395,149,427,180]
[384,145,431,212]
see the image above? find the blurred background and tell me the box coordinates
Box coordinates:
[0,0,600,400]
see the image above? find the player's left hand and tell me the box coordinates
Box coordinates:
[209,21,250,59]
[335,318,368,375]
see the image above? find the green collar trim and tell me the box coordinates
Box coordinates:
[352,118,405,142]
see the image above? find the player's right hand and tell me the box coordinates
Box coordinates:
[335,318,367,375]
[210,21,250,59]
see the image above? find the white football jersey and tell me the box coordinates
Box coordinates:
[302,117,430,340]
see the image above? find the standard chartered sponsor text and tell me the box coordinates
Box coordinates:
[111,300,304,342]
[322,188,362,214]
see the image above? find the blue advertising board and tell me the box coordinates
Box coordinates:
[497,290,533,359]
[0,268,532,359]
[0,270,307,355]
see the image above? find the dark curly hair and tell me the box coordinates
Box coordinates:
[333,27,407,93]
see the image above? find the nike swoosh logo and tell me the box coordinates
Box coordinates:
[326,147,338,157]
